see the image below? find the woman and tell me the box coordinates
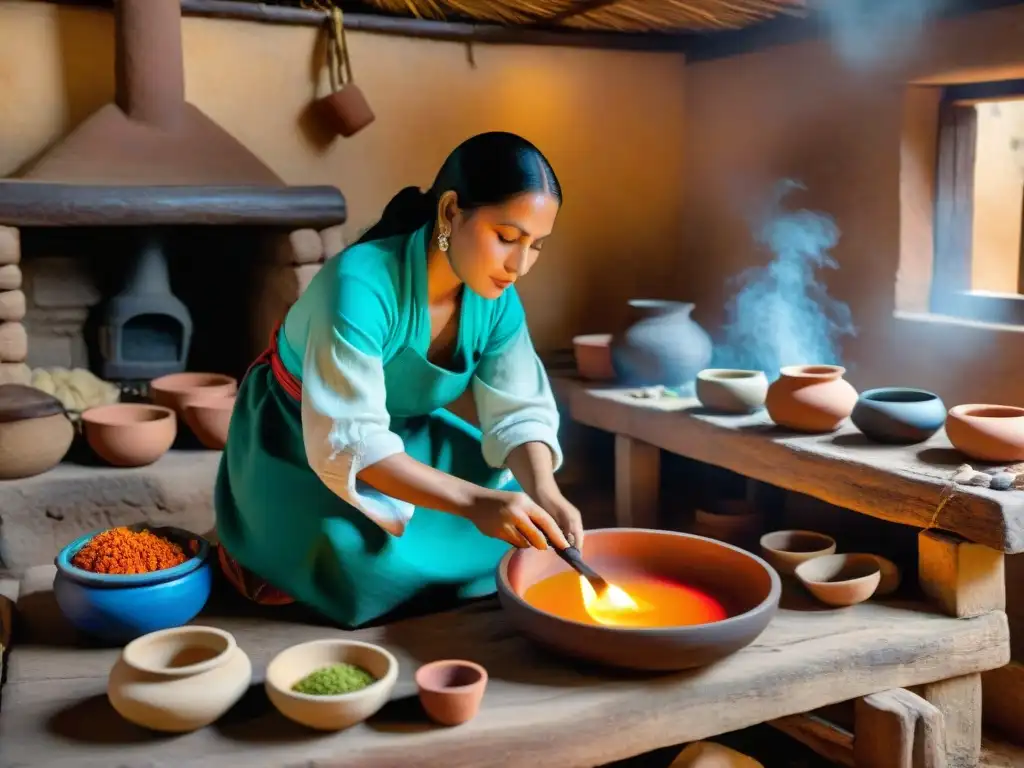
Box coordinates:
[215,131,584,629]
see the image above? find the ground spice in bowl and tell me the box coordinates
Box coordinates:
[71,527,188,575]
[291,663,377,696]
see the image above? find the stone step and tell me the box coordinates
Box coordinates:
[0,450,219,576]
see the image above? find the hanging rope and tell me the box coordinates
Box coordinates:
[326,6,355,92]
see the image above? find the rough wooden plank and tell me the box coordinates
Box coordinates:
[923,674,983,768]
[771,713,855,767]
[854,689,946,768]
[0,566,1010,768]
[919,531,1006,618]
[981,661,1024,742]
[563,380,1024,553]
[614,435,660,528]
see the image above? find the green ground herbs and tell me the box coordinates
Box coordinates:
[292,663,377,695]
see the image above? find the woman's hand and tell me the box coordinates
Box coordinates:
[534,489,585,552]
[465,489,570,550]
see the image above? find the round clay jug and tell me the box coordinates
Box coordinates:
[107,625,252,733]
[765,365,857,433]
[610,300,713,389]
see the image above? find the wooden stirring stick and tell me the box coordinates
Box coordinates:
[550,541,610,596]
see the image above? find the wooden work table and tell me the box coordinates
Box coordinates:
[0,564,1009,768]
[560,378,1024,554]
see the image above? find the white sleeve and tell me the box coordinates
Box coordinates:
[300,325,415,536]
[471,324,563,471]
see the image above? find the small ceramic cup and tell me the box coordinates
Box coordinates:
[696,369,769,414]
[795,553,881,607]
[415,659,488,726]
[572,334,615,381]
[759,530,837,577]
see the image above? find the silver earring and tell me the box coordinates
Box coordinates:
[438,226,450,252]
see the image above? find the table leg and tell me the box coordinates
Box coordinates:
[922,675,982,768]
[614,435,660,529]
[854,689,946,768]
[917,531,1005,618]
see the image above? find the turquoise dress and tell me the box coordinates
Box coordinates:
[215,223,562,629]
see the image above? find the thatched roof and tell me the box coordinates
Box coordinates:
[307,0,808,33]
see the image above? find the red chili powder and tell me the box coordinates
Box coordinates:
[71,527,188,575]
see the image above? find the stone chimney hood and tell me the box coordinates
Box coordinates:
[0,0,346,229]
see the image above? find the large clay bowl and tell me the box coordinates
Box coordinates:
[150,373,237,416]
[497,528,781,671]
[946,404,1024,463]
[81,404,176,467]
[851,387,946,445]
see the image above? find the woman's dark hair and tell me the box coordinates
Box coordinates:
[355,131,561,245]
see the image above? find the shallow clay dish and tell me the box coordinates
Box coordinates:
[415,659,488,726]
[759,530,837,577]
[150,372,237,416]
[794,553,881,607]
[81,403,176,467]
[183,394,235,450]
[265,639,398,731]
[497,528,781,671]
[696,369,769,414]
[946,404,1024,463]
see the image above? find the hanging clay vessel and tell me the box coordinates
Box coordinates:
[107,626,252,733]
[765,365,857,433]
[946,404,1024,462]
[610,300,713,389]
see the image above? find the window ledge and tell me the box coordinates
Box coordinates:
[894,309,1024,335]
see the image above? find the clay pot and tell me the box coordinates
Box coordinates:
[317,86,375,138]
[497,528,781,671]
[765,365,857,433]
[415,659,488,726]
[149,373,237,417]
[572,334,615,381]
[692,500,763,551]
[670,742,764,768]
[610,300,713,389]
[758,530,836,577]
[183,394,235,451]
[107,626,252,733]
[867,555,901,597]
[946,404,1024,463]
[265,639,398,731]
[851,387,946,445]
[0,384,74,479]
[82,404,176,467]
[794,553,881,607]
[696,369,768,414]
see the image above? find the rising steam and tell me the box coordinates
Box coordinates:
[714,180,856,380]
[812,0,949,70]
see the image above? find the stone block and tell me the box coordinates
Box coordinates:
[320,225,346,260]
[0,290,25,322]
[0,264,22,291]
[0,363,30,385]
[0,322,27,363]
[0,451,219,576]
[27,257,101,308]
[0,227,19,266]
[272,229,323,265]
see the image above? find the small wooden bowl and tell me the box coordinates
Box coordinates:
[759,530,837,577]
[795,553,881,607]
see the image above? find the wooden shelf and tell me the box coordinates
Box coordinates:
[558,377,1024,553]
[0,565,1009,768]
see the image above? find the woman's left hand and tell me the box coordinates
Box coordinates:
[535,489,585,551]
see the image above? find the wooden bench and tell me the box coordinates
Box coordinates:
[0,564,1008,768]
[561,379,1018,766]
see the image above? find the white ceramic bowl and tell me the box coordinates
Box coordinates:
[265,639,398,731]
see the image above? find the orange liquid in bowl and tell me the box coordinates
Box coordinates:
[522,571,729,628]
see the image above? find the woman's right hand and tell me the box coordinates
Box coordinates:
[464,490,570,550]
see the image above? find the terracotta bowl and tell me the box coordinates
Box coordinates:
[150,373,238,417]
[572,334,615,381]
[759,530,837,577]
[497,528,781,671]
[81,404,176,467]
[415,659,488,726]
[794,553,881,607]
[946,404,1024,463]
[183,395,236,450]
[265,639,398,731]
